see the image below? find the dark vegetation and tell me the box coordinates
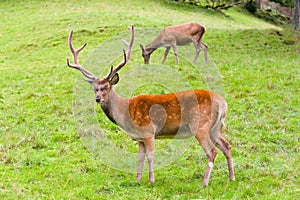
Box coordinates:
[172,0,296,25]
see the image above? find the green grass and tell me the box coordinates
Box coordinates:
[0,0,299,199]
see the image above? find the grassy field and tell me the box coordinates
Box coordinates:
[0,0,299,199]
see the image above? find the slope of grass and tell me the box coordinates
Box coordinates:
[0,0,299,199]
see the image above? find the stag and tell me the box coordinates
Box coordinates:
[140,22,208,64]
[66,26,235,186]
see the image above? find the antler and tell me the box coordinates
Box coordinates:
[66,30,97,80]
[106,26,135,79]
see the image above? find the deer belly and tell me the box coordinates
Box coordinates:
[176,38,192,46]
[155,124,192,139]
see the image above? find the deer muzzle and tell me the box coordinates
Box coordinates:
[95,97,101,103]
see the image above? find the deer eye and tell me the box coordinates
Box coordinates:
[100,86,110,91]
[101,87,108,91]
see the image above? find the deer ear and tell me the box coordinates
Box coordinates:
[110,73,119,85]
[139,44,144,51]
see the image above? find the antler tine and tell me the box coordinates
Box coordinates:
[123,26,134,61]
[107,26,134,79]
[67,30,96,80]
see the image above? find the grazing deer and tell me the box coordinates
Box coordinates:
[66,26,235,186]
[140,22,208,64]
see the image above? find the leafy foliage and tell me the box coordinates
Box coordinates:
[172,0,242,15]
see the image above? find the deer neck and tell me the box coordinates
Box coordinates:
[100,88,129,126]
[146,41,161,54]
[146,34,165,52]
[144,46,156,55]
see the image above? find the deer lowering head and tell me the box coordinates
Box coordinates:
[140,22,208,65]
[66,26,235,186]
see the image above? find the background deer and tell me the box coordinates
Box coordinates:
[140,22,208,64]
[66,26,235,186]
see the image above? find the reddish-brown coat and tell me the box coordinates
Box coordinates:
[129,90,213,137]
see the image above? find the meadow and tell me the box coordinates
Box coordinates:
[0,0,299,199]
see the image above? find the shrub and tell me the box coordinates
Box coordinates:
[270,0,293,8]
[244,0,257,13]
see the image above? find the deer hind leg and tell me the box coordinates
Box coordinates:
[195,131,218,186]
[199,42,208,62]
[193,41,208,64]
[162,47,171,64]
[136,141,146,181]
[216,137,235,181]
[210,126,235,182]
[193,41,201,64]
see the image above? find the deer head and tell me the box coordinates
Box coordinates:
[139,44,152,64]
[66,26,134,103]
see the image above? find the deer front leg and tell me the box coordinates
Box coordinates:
[162,47,171,64]
[143,137,155,183]
[172,44,180,64]
[136,142,146,181]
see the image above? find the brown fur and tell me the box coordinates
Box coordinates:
[140,22,208,64]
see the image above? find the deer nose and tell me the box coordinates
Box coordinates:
[95,97,101,103]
